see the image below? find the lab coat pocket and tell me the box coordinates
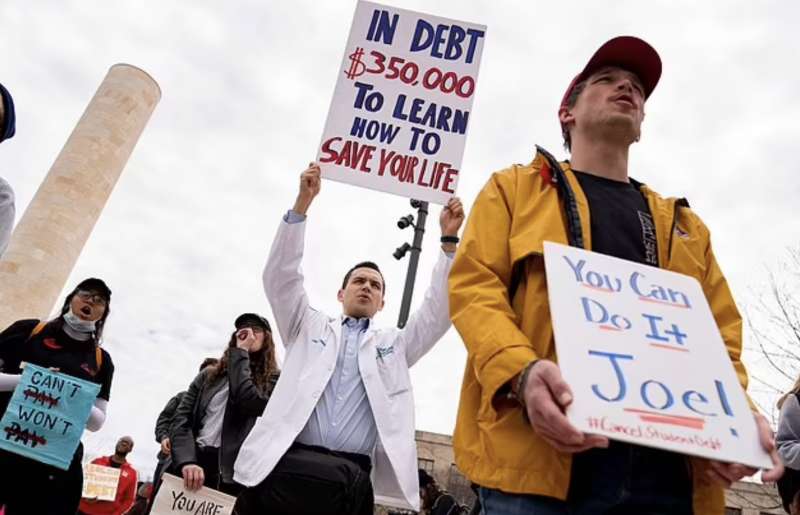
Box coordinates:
[375,345,410,397]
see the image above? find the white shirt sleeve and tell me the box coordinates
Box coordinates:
[0,372,21,391]
[86,398,108,432]
[0,177,15,257]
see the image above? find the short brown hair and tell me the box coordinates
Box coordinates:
[342,261,385,297]
[562,80,587,152]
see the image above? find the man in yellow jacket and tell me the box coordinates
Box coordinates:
[448,36,782,515]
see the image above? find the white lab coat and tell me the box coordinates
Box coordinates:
[233,218,453,510]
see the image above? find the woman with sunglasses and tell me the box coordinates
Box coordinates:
[171,313,280,497]
[0,278,115,515]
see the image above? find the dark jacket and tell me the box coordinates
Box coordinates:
[155,391,184,459]
[170,348,279,485]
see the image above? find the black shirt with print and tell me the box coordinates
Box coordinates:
[569,170,692,508]
[572,170,658,266]
[0,318,114,415]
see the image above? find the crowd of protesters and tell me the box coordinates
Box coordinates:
[0,33,795,515]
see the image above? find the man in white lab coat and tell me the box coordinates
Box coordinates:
[234,163,464,513]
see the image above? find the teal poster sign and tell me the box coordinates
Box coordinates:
[0,363,100,470]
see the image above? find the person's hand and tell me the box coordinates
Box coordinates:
[440,197,464,236]
[292,162,321,215]
[236,328,257,352]
[440,197,464,253]
[182,464,205,491]
[706,412,784,487]
[521,360,609,453]
[160,437,171,455]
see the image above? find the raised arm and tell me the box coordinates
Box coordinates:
[263,164,321,347]
[402,198,464,366]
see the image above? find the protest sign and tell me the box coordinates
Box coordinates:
[0,363,100,470]
[82,463,121,501]
[150,473,236,515]
[543,241,772,468]
[318,1,486,204]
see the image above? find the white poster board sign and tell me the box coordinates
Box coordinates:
[150,473,236,515]
[82,463,120,502]
[317,0,486,204]
[543,241,771,468]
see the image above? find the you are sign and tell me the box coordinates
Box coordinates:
[543,242,771,468]
[150,474,236,515]
[318,1,485,204]
[0,363,99,470]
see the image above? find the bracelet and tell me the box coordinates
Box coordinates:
[440,235,459,244]
[515,360,539,408]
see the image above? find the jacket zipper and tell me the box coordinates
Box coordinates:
[667,198,690,263]
[536,145,585,249]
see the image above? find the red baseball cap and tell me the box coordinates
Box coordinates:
[560,36,662,117]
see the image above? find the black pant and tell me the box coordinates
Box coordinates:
[0,443,84,515]
[236,442,374,515]
[197,446,222,491]
[568,441,693,515]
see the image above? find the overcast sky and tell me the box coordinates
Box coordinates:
[2,0,798,478]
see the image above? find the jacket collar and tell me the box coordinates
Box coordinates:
[330,315,379,348]
[534,146,688,269]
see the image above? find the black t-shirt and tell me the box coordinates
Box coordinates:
[573,170,658,267]
[0,318,114,414]
[569,170,691,506]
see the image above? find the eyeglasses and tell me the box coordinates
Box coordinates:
[76,291,108,306]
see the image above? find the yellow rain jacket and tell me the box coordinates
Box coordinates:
[449,147,749,515]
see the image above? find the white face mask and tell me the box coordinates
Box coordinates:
[63,309,97,333]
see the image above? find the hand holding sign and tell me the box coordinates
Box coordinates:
[182,464,205,491]
[706,412,783,487]
[292,163,321,216]
[439,197,464,237]
[520,360,609,453]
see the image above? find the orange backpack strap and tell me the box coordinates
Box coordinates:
[28,321,47,340]
[27,320,103,371]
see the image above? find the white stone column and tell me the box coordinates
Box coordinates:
[0,64,160,327]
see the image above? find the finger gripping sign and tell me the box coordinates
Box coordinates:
[0,363,100,470]
[151,474,236,515]
[543,242,772,469]
[318,1,486,205]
